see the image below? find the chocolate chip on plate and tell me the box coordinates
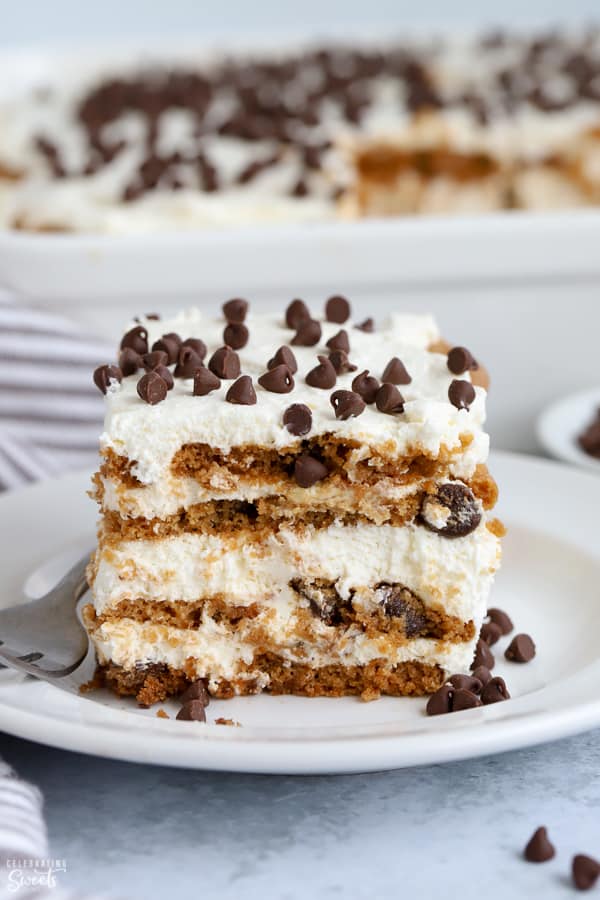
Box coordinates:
[487,607,514,635]
[222,297,249,323]
[306,355,337,389]
[471,665,492,687]
[283,403,312,436]
[505,633,536,663]
[294,454,328,488]
[355,317,374,332]
[420,482,482,538]
[375,383,405,414]
[330,389,365,420]
[480,621,502,646]
[120,325,148,355]
[448,379,476,410]
[176,700,207,722]
[382,357,412,385]
[208,346,241,380]
[180,678,210,706]
[267,345,297,374]
[447,346,479,375]
[325,294,351,323]
[93,364,122,394]
[524,827,555,863]
[481,676,511,705]
[223,322,249,350]
[452,688,483,711]
[174,346,204,378]
[573,855,600,891]
[326,329,350,353]
[291,318,322,347]
[352,370,379,404]
[225,375,256,405]
[258,364,295,393]
[449,674,483,694]
[285,298,311,329]
[328,349,357,374]
[471,638,495,671]
[425,683,454,716]
[137,371,168,405]
[193,366,221,396]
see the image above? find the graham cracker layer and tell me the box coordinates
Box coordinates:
[95,657,446,704]
[356,145,500,184]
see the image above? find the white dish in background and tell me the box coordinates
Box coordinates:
[1,450,600,774]
[537,387,600,473]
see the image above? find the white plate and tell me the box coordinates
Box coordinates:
[536,387,600,473]
[1,450,600,773]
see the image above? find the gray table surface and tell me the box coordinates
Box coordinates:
[1,728,599,899]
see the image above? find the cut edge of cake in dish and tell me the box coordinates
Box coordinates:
[86,296,503,706]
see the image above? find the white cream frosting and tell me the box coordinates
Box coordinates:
[100,308,488,489]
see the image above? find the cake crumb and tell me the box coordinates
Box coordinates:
[361,687,381,702]
[156,708,169,719]
[215,717,241,727]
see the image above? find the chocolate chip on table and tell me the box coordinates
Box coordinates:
[142,350,169,371]
[120,325,148,355]
[137,371,168,405]
[176,700,207,722]
[573,855,600,891]
[325,295,351,323]
[225,375,256,405]
[283,403,312,436]
[285,298,311,329]
[352,370,380,404]
[448,379,476,410]
[118,347,142,376]
[452,688,483,711]
[382,357,412,385]
[193,366,221,396]
[154,365,174,390]
[471,665,492,687]
[326,329,350,353]
[258,364,295,393]
[471,638,495,671]
[487,607,514,635]
[355,318,374,332]
[294,454,328,488]
[505,633,536,663]
[375,383,405,414]
[93,364,122,394]
[268,345,298,374]
[174,346,204,378]
[181,337,206,360]
[524,827,555,863]
[329,349,357,374]
[208,346,241,379]
[330,389,365,420]
[151,335,180,364]
[223,322,249,350]
[291,318,322,346]
[180,678,210,706]
[481,676,511,705]
[426,683,454,716]
[449,674,483,693]
[306,355,337,389]
[447,346,479,375]
[420,482,482,538]
[480,621,502,646]
[222,297,249,323]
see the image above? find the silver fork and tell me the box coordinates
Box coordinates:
[0,555,90,686]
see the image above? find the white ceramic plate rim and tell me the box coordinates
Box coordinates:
[536,387,600,473]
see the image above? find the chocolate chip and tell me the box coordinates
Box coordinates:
[152,335,180,364]
[193,366,221,396]
[93,364,122,394]
[283,403,312,436]
[137,371,168,405]
[480,621,502,647]
[420,482,482,538]
[268,345,298,374]
[208,346,241,380]
[452,688,483,711]
[377,584,427,636]
[471,665,492,687]
[447,346,479,375]
[142,350,169,371]
[471,638,495,671]
[258,364,295,393]
[573,855,600,891]
[449,674,483,693]
[291,177,309,197]
[330,389,365,420]
[154,365,174,390]
[487,607,514,635]
[325,295,351,323]
[505,634,536,663]
[174,346,204,378]
[120,325,148,355]
[375,383,405,414]
[524,828,555,863]
[294,454,328,488]
[222,298,248,323]
[481,676,511,705]
[356,318,374,332]
[382,357,412,385]
[426,684,454,716]
[223,322,249,350]
[145,313,161,321]
[118,347,142,376]
[180,678,210,706]
[306,355,337,389]
[176,700,206,722]
[326,329,350,353]
[352,370,379,404]
[181,337,206,360]
[226,375,256,405]
[285,298,311,329]
[291,318,322,347]
[329,349,357,374]
[448,379,476,411]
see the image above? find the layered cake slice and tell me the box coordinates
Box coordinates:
[87,297,502,705]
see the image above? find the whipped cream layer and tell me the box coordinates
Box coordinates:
[100,309,488,488]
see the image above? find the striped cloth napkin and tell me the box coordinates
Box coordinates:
[0,293,112,491]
